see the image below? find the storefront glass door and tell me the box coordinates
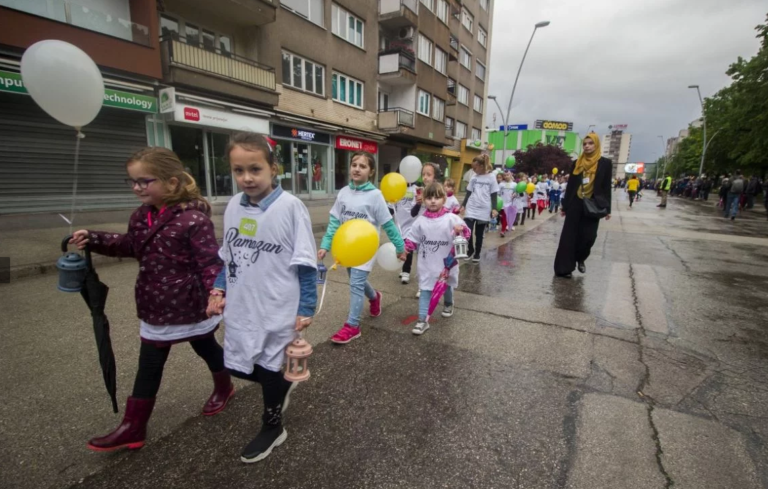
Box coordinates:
[206,131,233,203]
[309,144,329,196]
[169,125,207,196]
[294,143,311,196]
[274,141,293,193]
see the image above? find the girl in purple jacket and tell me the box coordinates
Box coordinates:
[70,148,230,452]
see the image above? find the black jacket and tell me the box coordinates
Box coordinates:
[562,157,613,215]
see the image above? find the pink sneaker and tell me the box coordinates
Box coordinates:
[331,324,361,344]
[370,291,382,317]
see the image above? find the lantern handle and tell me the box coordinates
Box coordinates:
[61,235,93,271]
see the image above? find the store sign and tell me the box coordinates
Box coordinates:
[637,162,645,173]
[335,135,378,154]
[272,124,331,144]
[535,120,574,131]
[159,87,175,113]
[499,124,528,131]
[173,104,269,133]
[611,124,628,131]
[0,70,157,113]
[624,163,645,174]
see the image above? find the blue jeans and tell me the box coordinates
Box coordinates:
[726,193,740,218]
[418,286,453,321]
[347,268,377,327]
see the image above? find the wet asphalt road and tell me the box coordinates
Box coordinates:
[2,191,768,489]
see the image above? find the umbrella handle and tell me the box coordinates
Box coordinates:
[61,235,93,271]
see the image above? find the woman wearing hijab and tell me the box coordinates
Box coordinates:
[554,133,612,278]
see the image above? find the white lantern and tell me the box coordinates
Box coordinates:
[453,235,469,259]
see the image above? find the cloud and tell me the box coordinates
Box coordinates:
[486,0,766,163]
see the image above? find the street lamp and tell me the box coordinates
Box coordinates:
[688,85,706,176]
[587,124,596,133]
[657,135,665,180]
[489,20,550,169]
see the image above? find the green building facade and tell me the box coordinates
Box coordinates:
[487,129,583,166]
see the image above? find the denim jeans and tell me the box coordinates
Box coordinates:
[726,193,740,218]
[347,268,377,327]
[418,286,453,321]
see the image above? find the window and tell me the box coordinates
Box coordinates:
[446,117,455,135]
[456,121,467,139]
[480,0,488,11]
[458,84,469,105]
[417,89,431,116]
[202,29,216,52]
[461,8,473,32]
[219,35,232,56]
[184,23,200,47]
[476,61,486,81]
[473,94,483,112]
[283,0,324,27]
[418,34,433,65]
[435,47,447,75]
[420,0,434,11]
[282,51,325,96]
[437,0,448,23]
[460,45,472,70]
[332,72,364,108]
[160,15,179,40]
[433,96,445,121]
[478,26,488,47]
[332,4,364,48]
[472,127,482,141]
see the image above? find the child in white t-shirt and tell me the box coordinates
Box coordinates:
[459,154,499,262]
[318,152,406,345]
[206,132,317,464]
[405,182,471,335]
[513,191,528,226]
[498,171,516,237]
[391,182,418,284]
[443,178,461,214]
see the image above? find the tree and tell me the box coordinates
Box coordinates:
[512,143,573,175]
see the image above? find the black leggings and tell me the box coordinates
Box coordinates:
[464,218,487,258]
[230,365,291,415]
[132,336,225,399]
[401,251,414,274]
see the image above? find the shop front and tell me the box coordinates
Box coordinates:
[334,135,379,191]
[271,124,332,198]
[411,143,461,184]
[161,90,271,206]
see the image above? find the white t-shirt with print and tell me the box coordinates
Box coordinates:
[465,173,499,221]
[513,194,527,214]
[220,192,317,374]
[444,194,460,213]
[392,184,418,236]
[536,181,549,199]
[406,212,465,291]
[331,186,393,272]
[499,182,516,205]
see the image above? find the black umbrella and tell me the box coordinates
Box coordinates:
[69,238,119,413]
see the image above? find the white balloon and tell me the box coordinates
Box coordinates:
[376,242,401,271]
[399,156,423,183]
[21,40,104,128]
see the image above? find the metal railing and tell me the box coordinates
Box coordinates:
[378,107,415,129]
[379,50,417,75]
[163,37,276,91]
[447,78,456,94]
[449,35,459,51]
[379,0,418,15]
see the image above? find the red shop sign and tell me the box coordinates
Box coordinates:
[335,135,378,154]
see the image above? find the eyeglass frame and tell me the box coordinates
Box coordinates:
[125,178,158,190]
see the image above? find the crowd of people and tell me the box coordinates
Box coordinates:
[65,131,613,464]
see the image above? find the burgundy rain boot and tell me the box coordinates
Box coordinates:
[87,397,155,452]
[202,370,235,416]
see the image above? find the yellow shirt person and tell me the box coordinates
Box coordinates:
[627,178,640,192]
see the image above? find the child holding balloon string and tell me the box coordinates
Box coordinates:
[498,171,516,237]
[405,162,441,295]
[404,182,471,335]
[459,154,499,262]
[319,151,407,345]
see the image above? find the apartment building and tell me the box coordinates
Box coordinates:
[602,130,632,178]
[376,0,493,182]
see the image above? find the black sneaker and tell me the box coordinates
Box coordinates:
[241,425,287,464]
[577,261,586,274]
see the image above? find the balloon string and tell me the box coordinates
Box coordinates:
[315,279,328,316]
[68,131,85,234]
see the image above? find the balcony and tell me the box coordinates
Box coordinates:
[378,49,417,85]
[0,0,151,46]
[161,38,278,106]
[449,34,459,52]
[164,0,277,26]
[379,0,418,29]
[378,108,415,132]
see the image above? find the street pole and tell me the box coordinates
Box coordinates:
[489,21,549,170]
[689,85,706,176]
[657,135,665,181]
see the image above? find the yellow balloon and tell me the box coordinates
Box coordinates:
[553,168,559,175]
[331,219,380,268]
[526,183,535,194]
[488,144,495,151]
[380,173,407,203]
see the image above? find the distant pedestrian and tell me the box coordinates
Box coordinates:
[726,171,745,220]
[718,174,731,208]
[528,176,539,220]
[498,171,516,237]
[70,147,230,453]
[554,133,612,278]
[459,154,499,262]
[549,177,562,213]
[658,173,672,208]
[746,175,762,209]
[701,177,713,201]
[626,175,640,208]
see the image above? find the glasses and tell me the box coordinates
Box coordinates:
[125,178,158,190]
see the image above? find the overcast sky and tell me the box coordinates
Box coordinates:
[486,0,766,163]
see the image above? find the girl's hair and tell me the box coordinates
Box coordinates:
[226,132,275,166]
[351,151,376,181]
[472,153,492,173]
[423,181,447,201]
[422,161,443,183]
[444,178,456,188]
[127,147,210,211]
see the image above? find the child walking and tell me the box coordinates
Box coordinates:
[444,178,461,213]
[513,191,528,226]
[528,176,538,220]
[405,182,471,335]
[498,171,516,237]
[459,154,499,262]
[207,132,318,464]
[70,148,230,452]
[319,152,406,344]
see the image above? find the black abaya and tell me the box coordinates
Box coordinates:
[554,201,600,276]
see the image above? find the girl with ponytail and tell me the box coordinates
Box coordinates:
[459,153,499,262]
[70,147,230,453]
